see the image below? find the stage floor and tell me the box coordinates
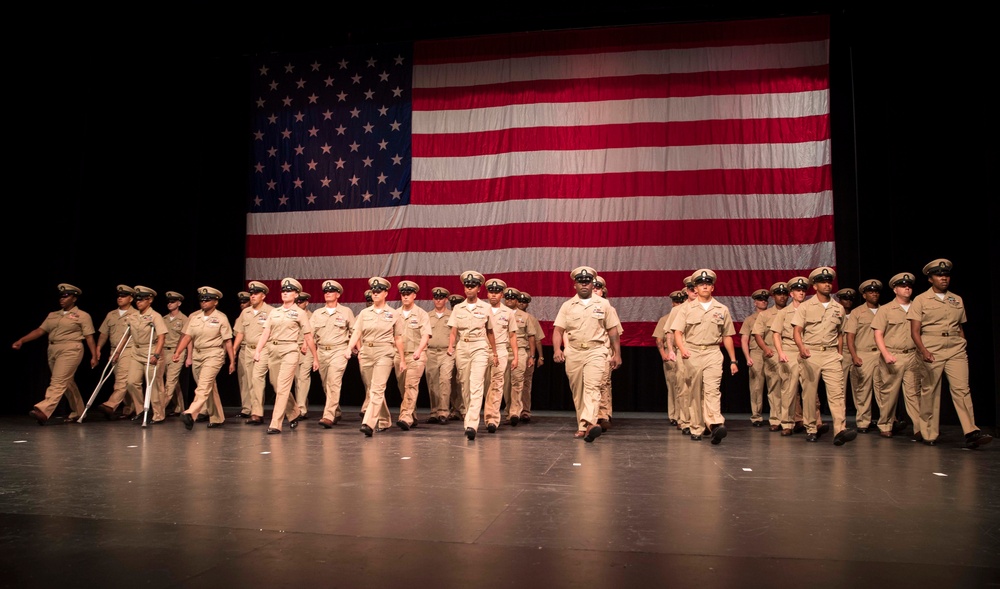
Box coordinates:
[1,408,997,588]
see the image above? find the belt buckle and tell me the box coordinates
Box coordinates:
[942,332,950,336]
[580,343,590,349]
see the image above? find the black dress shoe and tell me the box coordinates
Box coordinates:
[584,424,602,443]
[487,423,497,433]
[245,417,263,426]
[856,426,869,433]
[151,419,165,425]
[682,427,691,435]
[965,430,993,449]
[923,439,937,446]
[891,420,908,435]
[29,409,48,426]
[690,434,702,441]
[834,429,857,446]
[465,427,476,440]
[710,424,728,445]
[195,414,209,423]
[375,426,389,432]
[181,413,194,430]
[437,416,448,425]
[751,421,763,427]
[509,415,519,427]
[793,422,806,433]
[597,418,610,432]
[207,422,224,429]
[289,420,298,429]
[669,419,678,426]
[520,415,531,424]
[360,424,373,437]
[234,412,251,419]
[319,418,334,428]
[266,428,280,434]
[817,424,830,436]
[805,433,819,442]
[397,420,410,431]
[97,404,115,420]
[425,416,440,424]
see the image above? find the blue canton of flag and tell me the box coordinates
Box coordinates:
[250,43,413,213]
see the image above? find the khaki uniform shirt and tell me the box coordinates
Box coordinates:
[396,305,432,354]
[739,310,762,351]
[870,300,914,350]
[751,306,780,344]
[262,305,312,343]
[512,309,537,350]
[127,309,168,354]
[490,305,518,348]
[427,308,452,349]
[527,313,544,344]
[668,299,735,345]
[768,305,797,344]
[553,295,620,349]
[906,289,966,334]
[448,300,497,351]
[182,309,233,349]
[235,304,274,346]
[791,297,845,348]
[164,311,188,349]
[844,305,879,352]
[41,306,96,343]
[100,307,139,348]
[355,306,402,345]
[311,304,356,347]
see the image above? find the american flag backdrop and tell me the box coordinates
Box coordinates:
[245,15,834,346]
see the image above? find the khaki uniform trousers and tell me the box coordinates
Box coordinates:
[394,351,425,426]
[457,344,490,431]
[294,348,313,415]
[100,349,137,413]
[249,344,274,418]
[360,348,395,416]
[503,346,529,421]
[850,349,881,428]
[125,351,162,420]
[266,342,301,430]
[761,353,782,427]
[748,347,765,423]
[236,344,256,415]
[317,344,349,422]
[520,358,535,419]
[674,356,692,430]
[186,348,225,425]
[778,343,806,430]
[360,343,394,430]
[918,335,978,441]
[565,345,606,431]
[483,348,509,427]
[662,359,680,422]
[597,355,612,422]
[683,346,724,436]
[160,346,186,413]
[424,347,453,419]
[876,350,921,434]
[799,348,845,435]
[34,341,85,419]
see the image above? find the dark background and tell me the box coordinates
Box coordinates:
[5,5,997,429]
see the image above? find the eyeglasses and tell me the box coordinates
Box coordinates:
[399,289,416,295]
[198,296,216,302]
[432,293,447,299]
[503,293,518,299]
[752,295,769,301]
[370,286,388,293]
[575,277,593,284]
[280,286,298,292]
[323,287,341,293]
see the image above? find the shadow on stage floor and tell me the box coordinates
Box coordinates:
[1,408,997,589]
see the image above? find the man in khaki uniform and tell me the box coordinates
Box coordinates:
[515,291,544,423]
[835,287,858,411]
[652,290,687,427]
[123,286,167,423]
[448,271,499,440]
[160,291,191,416]
[482,277,517,433]
[393,280,432,430]
[13,284,98,424]
[552,266,620,443]
[845,279,882,433]
[293,291,314,421]
[670,269,738,444]
[752,282,789,431]
[232,281,273,424]
[502,287,536,426]
[908,259,992,448]
[311,279,355,428]
[424,287,455,424]
[771,277,812,436]
[792,267,856,446]
[173,287,235,430]
[872,272,919,438]
[671,275,698,435]
[740,288,770,426]
[95,285,140,420]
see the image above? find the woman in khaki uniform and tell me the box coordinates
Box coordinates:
[254,278,318,434]
[448,272,499,440]
[123,286,167,423]
[160,291,192,416]
[393,280,432,430]
[346,277,403,436]
[13,283,98,424]
[311,279,355,428]
[908,259,992,448]
[172,287,235,430]
[424,287,454,424]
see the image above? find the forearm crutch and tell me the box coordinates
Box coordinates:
[141,325,156,428]
[79,326,131,422]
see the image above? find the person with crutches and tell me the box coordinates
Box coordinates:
[12,284,98,425]
[123,286,167,424]
[95,285,140,420]
[160,291,192,416]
